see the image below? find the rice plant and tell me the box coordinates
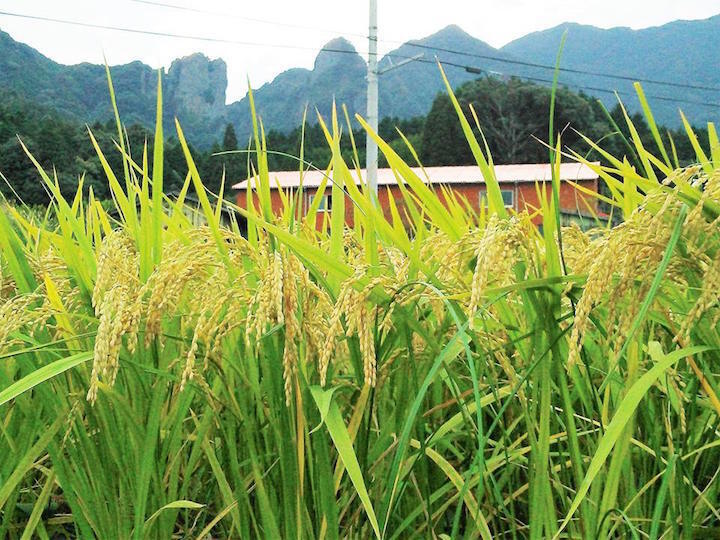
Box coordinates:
[1,69,720,539]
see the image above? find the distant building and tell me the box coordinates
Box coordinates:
[233,163,600,228]
[108,191,237,227]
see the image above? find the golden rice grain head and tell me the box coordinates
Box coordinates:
[678,251,720,341]
[87,232,140,403]
[143,239,217,347]
[567,235,614,370]
[271,251,284,326]
[88,284,142,402]
[180,320,202,391]
[318,285,351,386]
[0,293,52,352]
[246,246,288,348]
[93,232,137,311]
[468,216,525,328]
[281,250,301,404]
[568,188,686,370]
[357,303,376,387]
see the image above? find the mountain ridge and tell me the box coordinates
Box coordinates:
[500,14,720,125]
[1,13,718,148]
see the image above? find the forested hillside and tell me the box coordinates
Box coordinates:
[0,29,228,147]
[1,78,710,206]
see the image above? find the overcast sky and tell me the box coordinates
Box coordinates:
[1,0,717,102]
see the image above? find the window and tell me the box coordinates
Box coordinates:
[501,189,514,208]
[479,188,514,208]
[314,194,332,212]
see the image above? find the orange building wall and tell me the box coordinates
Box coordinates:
[236,179,599,228]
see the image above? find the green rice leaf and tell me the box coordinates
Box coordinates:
[554,343,712,538]
[142,500,204,534]
[0,351,93,407]
[310,390,381,539]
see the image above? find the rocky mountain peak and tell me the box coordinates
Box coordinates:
[166,53,227,114]
[314,37,362,72]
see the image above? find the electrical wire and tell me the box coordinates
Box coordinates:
[1,8,719,110]
[127,0,369,39]
[125,0,720,94]
[387,39,720,93]
[0,9,355,53]
[476,69,720,109]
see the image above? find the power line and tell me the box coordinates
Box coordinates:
[127,0,368,39]
[388,40,720,94]
[470,68,720,109]
[128,0,720,94]
[0,9,423,63]
[0,9,472,71]
[1,9,718,111]
[0,9,354,53]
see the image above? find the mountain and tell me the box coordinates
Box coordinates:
[501,15,720,126]
[0,29,228,146]
[226,37,367,141]
[377,25,536,118]
[225,25,544,141]
[1,14,719,148]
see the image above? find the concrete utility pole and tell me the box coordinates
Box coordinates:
[365,0,421,198]
[366,0,379,196]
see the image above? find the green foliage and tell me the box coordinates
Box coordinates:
[0,92,222,204]
[420,77,711,167]
[222,123,238,151]
[421,94,468,165]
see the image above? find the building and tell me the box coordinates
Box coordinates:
[233,163,601,228]
[108,191,237,227]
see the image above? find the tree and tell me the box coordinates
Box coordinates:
[0,80,711,207]
[421,77,618,166]
[421,94,470,166]
[222,123,238,151]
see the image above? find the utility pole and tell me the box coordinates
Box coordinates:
[365,0,421,198]
[366,0,379,196]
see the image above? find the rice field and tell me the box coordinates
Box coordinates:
[1,72,720,539]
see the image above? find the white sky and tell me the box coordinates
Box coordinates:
[0,0,717,102]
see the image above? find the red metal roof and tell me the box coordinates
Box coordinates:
[232,163,600,191]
